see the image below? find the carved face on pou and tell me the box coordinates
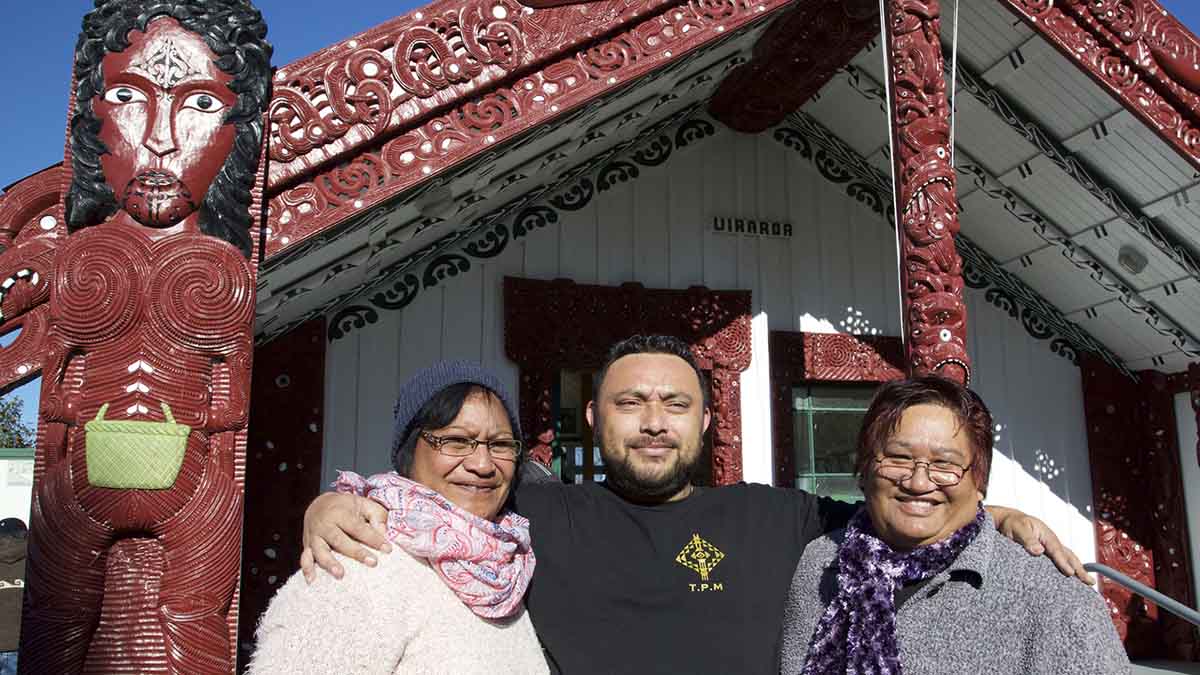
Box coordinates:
[97,18,236,230]
[66,0,272,258]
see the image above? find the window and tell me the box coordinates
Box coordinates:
[554,370,603,484]
[792,384,875,502]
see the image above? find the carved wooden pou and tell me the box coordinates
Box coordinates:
[881,0,972,385]
[19,3,271,673]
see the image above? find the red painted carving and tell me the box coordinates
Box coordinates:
[0,166,67,394]
[19,7,272,674]
[708,0,877,132]
[265,0,661,175]
[802,332,906,382]
[504,277,752,485]
[263,0,797,257]
[1080,354,1198,659]
[881,0,971,385]
[1001,0,1200,171]
[236,318,326,670]
[1191,362,1200,471]
[769,331,904,487]
[768,331,805,488]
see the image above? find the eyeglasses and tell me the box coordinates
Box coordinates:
[873,455,972,487]
[419,431,523,461]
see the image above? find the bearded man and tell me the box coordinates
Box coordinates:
[303,335,1089,674]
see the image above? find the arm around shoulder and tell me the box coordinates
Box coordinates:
[247,553,414,675]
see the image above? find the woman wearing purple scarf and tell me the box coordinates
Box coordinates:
[779,376,1129,675]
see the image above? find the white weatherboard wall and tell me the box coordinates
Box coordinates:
[966,287,1097,566]
[321,126,904,485]
[322,124,1098,563]
[1173,393,1200,602]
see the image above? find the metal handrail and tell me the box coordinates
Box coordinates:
[1085,562,1200,628]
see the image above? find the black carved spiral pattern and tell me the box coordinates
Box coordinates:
[53,228,150,346]
[147,238,254,353]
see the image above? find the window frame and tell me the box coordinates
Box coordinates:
[769,330,905,488]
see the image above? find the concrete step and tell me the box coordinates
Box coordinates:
[1133,661,1200,675]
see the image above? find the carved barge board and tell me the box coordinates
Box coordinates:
[262,0,798,258]
[999,0,1200,173]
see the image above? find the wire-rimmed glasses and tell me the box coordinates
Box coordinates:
[872,455,972,487]
[419,431,523,461]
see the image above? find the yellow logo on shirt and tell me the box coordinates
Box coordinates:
[675,533,725,589]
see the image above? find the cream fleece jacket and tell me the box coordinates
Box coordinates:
[247,548,548,675]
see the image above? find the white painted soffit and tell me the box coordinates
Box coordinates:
[800,2,1200,372]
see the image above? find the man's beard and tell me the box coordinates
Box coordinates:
[603,435,701,502]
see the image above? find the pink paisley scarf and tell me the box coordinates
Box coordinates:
[333,470,535,619]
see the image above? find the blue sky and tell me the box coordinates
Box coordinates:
[2,1,1199,432]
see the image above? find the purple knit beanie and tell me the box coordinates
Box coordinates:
[390,360,523,472]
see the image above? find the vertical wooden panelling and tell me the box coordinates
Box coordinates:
[785,151,820,332]
[353,302,404,476]
[596,179,636,286]
[441,264,486,361]
[667,147,705,288]
[524,219,561,280]
[558,205,599,285]
[755,135,792,324]
[480,243,526,394]
[321,318,360,486]
[634,168,671,290]
[966,286,1097,568]
[701,132,740,291]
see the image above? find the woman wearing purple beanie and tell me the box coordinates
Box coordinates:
[249,361,548,674]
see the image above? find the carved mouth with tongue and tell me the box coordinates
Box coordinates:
[121,170,197,228]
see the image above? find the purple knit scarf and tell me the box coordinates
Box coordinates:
[800,505,985,675]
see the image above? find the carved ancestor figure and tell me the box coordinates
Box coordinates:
[19,3,271,673]
[882,0,972,385]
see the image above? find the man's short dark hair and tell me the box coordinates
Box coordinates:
[594,335,710,409]
[67,0,273,258]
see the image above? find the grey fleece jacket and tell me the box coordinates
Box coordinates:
[778,515,1130,674]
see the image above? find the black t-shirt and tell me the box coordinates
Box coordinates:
[513,481,856,674]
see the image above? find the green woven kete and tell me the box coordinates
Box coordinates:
[84,403,190,490]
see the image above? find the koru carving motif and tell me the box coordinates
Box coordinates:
[263,0,798,257]
[0,167,66,395]
[1081,355,1198,660]
[18,3,272,674]
[1001,0,1200,170]
[503,277,752,485]
[881,0,971,384]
